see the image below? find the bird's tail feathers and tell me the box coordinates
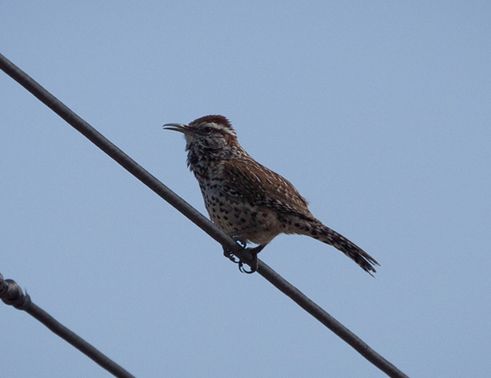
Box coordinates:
[308,221,379,275]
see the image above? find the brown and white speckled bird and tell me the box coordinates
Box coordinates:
[164,115,379,274]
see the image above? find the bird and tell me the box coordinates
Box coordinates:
[164,115,379,274]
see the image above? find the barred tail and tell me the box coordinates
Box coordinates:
[310,221,379,275]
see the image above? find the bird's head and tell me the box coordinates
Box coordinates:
[164,115,238,152]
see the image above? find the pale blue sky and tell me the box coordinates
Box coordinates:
[1,1,490,377]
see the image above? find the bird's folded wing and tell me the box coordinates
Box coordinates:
[221,159,314,220]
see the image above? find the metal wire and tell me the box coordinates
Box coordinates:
[0,274,135,378]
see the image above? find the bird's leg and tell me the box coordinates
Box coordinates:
[239,244,268,274]
[223,238,267,274]
[222,238,247,264]
[247,243,267,255]
[222,246,240,264]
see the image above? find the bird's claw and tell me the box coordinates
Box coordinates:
[223,248,241,264]
[238,260,256,274]
[224,252,256,274]
[223,243,259,274]
[241,246,260,273]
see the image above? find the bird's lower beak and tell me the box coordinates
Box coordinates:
[162,123,190,134]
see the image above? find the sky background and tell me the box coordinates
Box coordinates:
[1,1,490,377]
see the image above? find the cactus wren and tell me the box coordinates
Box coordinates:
[164,115,379,274]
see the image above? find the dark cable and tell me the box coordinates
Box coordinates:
[0,274,135,378]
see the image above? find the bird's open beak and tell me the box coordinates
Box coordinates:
[162,123,190,134]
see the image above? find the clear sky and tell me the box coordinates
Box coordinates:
[1,1,490,377]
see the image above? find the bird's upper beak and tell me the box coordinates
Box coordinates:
[162,123,191,134]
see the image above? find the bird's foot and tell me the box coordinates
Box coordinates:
[235,239,248,249]
[238,256,256,274]
[223,247,240,264]
[238,244,266,274]
[223,242,266,274]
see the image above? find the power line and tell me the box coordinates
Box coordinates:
[0,52,408,378]
[0,273,135,378]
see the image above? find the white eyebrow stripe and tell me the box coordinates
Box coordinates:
[208,122,236,136]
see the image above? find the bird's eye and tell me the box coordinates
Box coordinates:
[202,126,212,133]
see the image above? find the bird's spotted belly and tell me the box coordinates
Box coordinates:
[202,191,281,245]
